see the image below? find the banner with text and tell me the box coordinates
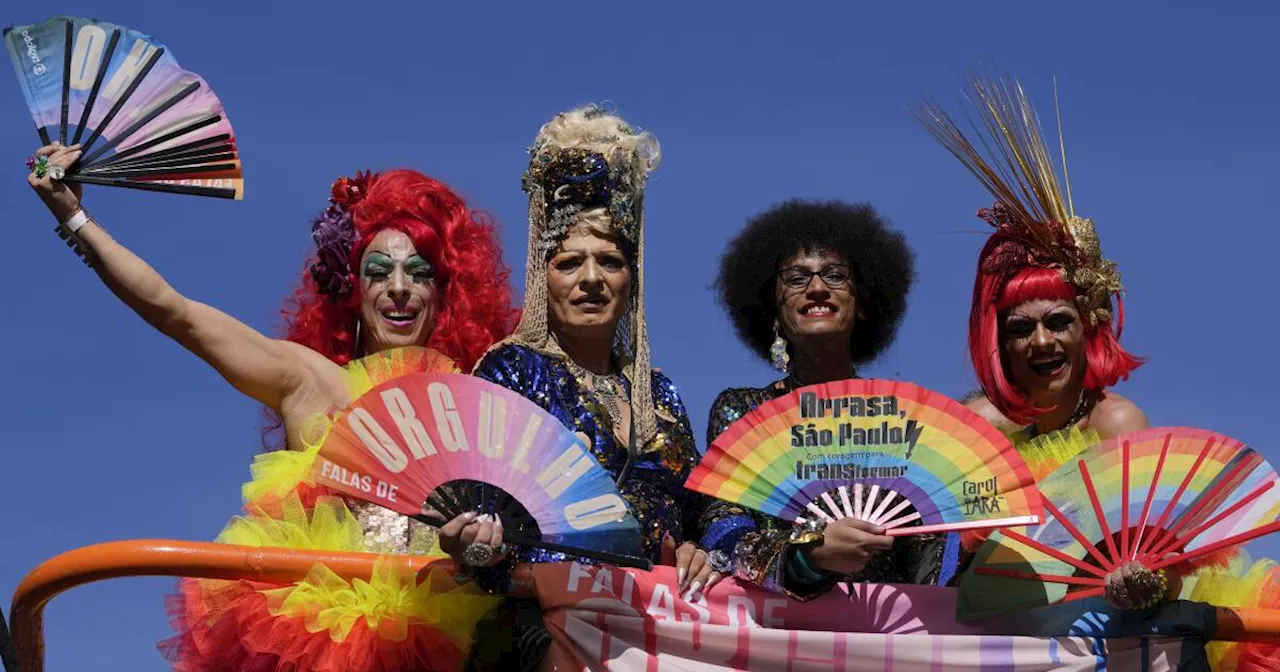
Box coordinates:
[532,564,1211,671]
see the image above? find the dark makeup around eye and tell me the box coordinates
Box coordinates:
[362,252,432,281]
[1003,310,1077,339]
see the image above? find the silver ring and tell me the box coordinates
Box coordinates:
[463,542,494,566]
[48,165,65,181]
[707,549,732,574]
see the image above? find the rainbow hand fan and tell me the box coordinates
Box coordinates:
[340,346,460,399]
[958,427,1280,620]
[312,371,649,568]
[686,379,1042,536]
[5,16,242,198]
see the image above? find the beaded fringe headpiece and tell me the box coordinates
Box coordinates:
[491,107,661,442]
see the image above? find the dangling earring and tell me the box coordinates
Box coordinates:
[353,319,363,357]
[770,320,790,373]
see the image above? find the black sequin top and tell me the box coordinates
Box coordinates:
[467,344,703,591]
[698,378,963,600]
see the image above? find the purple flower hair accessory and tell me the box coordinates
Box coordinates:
[307,171,375,301]
[309,203,357,300]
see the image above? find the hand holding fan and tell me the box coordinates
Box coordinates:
[686,379,1043,536]
[312,371,650,569]
[958,427,1280,620]
[5,16,242,198]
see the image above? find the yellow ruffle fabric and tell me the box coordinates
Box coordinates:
[1010,425,1100,481]
[243,441,325,506]
[1178,550,1280,671]
[218,492,364,553]
[262,558,496,645]
[205,491,498,647]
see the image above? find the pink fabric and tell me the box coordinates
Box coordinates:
[533,564,1197,671]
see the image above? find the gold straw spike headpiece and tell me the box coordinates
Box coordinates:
[914,72,1123,326]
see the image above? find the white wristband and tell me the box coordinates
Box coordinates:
[61,208,91,234]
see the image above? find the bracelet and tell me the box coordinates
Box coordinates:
[54,208,96,268]
[61,208,91,234]
[786,546,830,585]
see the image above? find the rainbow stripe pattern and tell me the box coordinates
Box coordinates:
[5,16,242,198]
[960,426,1280,619]
[686,379,1042,536]
[312,372,645,563]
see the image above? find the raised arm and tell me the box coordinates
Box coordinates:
[29,144,309,411]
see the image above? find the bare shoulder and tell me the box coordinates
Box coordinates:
[1088,392,1149,439]
[963,394,1014,430]
[277,339,337,368]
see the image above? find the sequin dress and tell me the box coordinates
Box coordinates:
[698,378,961,601]
[462,344,704,671]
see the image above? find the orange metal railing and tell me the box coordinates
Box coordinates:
[6,540,532,672]
[8,540,1280,671]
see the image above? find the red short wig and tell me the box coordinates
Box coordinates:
[970,241,1144,425]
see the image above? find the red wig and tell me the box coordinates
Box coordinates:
[283,169,516,368]
[970,236,1144,425]
[262,170,517,449]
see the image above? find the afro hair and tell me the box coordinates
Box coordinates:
[714,199,915,366]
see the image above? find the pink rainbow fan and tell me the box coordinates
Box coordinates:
[5,16,243,198]
[958,427,1280,620]
[312,371,649,568]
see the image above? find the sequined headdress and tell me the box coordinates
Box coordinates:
[497,105,661,442]
[914,74,1124,327]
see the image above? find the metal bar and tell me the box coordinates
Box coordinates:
[8,539,534,672]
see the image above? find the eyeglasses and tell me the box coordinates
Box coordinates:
[776,264,853,289]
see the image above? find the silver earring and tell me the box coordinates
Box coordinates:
[354,319,363,356]
[770,320,790,373]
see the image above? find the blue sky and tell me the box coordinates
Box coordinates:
[2,1,1278,669]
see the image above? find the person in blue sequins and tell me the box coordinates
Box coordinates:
[436,104,706,671]
[689,199,962,602]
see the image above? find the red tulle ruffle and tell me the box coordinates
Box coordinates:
[159,576,466,672]
[245,482,333,519]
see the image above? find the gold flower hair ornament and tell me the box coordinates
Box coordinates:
[1063,215,1123,326]
[915,73,1125,327]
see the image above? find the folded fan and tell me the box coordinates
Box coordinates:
[686,379,1042,536]
[958,427,1280,620]
[312,371,649,568]
[5,15,242,198]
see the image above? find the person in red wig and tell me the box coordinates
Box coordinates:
[916,76,1280,638]
[961,203,1148,443]
[919,80,1280,667]
[915,78,1170,612]
[28,144,517,671]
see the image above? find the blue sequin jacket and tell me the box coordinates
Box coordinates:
[466,344,705,592]
[698,380,962,601]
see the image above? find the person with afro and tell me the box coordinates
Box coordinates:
[680,199,959,602]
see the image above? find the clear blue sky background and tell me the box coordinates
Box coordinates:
[2,1,1277,669]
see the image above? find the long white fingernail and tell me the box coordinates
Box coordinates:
[685,581,703,601]
[677,567,687,586]
[464,511,478,520]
